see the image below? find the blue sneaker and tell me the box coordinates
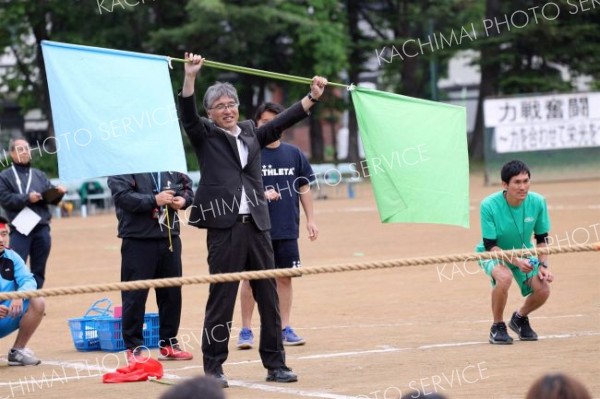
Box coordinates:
[237,328,254,350]
[282,326,305,346]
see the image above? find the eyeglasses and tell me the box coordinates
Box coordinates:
[210,102,239,112]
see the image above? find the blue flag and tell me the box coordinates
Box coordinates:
[41,40,187,181]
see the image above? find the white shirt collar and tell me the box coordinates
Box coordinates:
[218,125,242,138]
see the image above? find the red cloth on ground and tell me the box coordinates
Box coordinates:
[102,357,163,383]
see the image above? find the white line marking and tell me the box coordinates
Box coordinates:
[291,314,584,330]
[228,381,358,398]
[458,314,585,325]
[1,330,598,398]
[0,360,181,387]
[419,341,485,350]
[177,315,590,335]
[163,331,600,372]
[298,347,409,360]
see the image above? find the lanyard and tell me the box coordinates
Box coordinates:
[150,172,161,193]
[11,165,33,195]
[504,193,526,248]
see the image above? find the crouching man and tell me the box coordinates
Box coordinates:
[0,215,45,366]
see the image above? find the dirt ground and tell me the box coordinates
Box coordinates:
[0,172,598,399]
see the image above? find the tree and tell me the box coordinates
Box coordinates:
[343,0,368,163]
[150,0,348,162]
[469,0,600,160]
[0,0,187,136]
[286,0,349,162]
[0,1,189,172]
[470,0,501,162]
[342,0,483,162]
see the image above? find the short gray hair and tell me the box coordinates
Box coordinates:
[203,82,239,111]
[8,138,28,151]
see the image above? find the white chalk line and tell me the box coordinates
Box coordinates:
[226,381,358,399]
[0,359,183,386]
[18,329,597,378]
[176,313,587,335]
[0,359,356,398]
[1,327,598,398]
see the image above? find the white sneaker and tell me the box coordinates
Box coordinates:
[8,348,41,366]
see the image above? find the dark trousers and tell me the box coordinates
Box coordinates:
[202,222,285,375]
[121,236,183,350]
[10,224,51,289]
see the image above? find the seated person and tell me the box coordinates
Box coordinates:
[79,180,105,209]
[0,216,45,366]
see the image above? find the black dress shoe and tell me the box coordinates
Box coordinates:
[209,373,229,388]
[266,366,298,383]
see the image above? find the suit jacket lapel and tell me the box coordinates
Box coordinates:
[238,130,258,167]
[222,130,242,167]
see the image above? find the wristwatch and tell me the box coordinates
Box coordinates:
[307,92,320,103]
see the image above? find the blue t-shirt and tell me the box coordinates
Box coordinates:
[1,249,37,296]
[261,143,315,240]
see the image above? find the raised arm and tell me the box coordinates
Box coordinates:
[300,76,328,113]
[179,53,209,148]
[182,52,204,97]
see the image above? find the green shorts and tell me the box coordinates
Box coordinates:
[479,258,539,297]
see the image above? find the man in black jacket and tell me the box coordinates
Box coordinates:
[108,172,194,362]
[0,138,66,289]
[179,52,327,387]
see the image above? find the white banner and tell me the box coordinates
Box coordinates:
[484,92,600,153]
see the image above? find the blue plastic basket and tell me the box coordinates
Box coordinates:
[97,313,159,352]
[68,298,112,352]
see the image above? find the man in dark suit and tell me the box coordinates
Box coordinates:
[179,52,327,387]
[108,172,195,362]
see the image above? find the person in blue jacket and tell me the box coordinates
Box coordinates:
[0,215,45,366]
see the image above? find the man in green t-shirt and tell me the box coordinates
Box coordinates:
[476,160,554,345]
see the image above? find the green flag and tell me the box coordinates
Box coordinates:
[351,87,469,228]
